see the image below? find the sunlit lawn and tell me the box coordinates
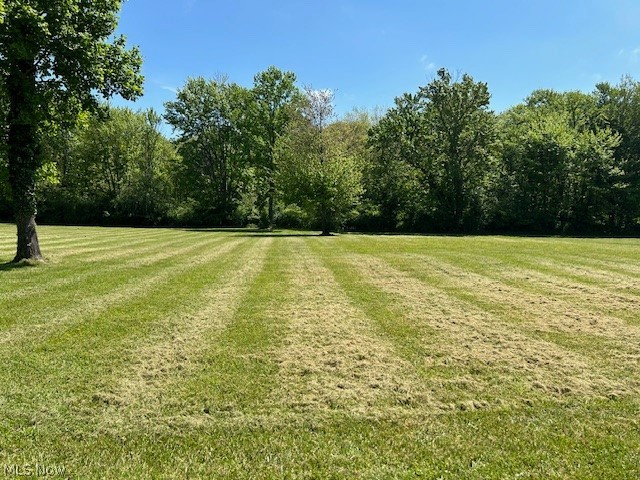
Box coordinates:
[1,223,639,478]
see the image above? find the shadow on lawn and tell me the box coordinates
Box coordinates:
[0,260,44,272]
[183,227,640,239]
[352,230,640,239]
[237,232,325,238]
[184,228,324,238]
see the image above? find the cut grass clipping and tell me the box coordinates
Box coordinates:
[1,224,639,478]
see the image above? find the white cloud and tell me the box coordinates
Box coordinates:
[160,85,178,94]
[619,46,640,64]
[420,54,436,72]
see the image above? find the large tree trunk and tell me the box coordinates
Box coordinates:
[9,144,43,262]
[320,202,331,236]
[7,56,43,262]
[267,182,275,229]
[14,214,43,262]
[8,124,43,262]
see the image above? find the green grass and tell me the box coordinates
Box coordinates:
[1,224,639,479]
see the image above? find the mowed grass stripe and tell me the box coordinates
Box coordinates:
[0,224,154,255]
[43,229,194,261]
[0,237,250,422]
[340,234,640,320]
[0,226,196,291]
[404,249,640,326]
[306,237,441,373]
[0,231,209,300]
[39,226,154,248]
[443,246,640,297]
[0,234,236,344]
[548,251,640,278]
[268,237,432,416]
[372,251,640,394]
[311,239,533,408]
[388,251,640,333]
[340,234,640,268]
[529,252,640,287]
[100,237,274,423]
[316,239,626,407]
[492,255,639,322]
[452,243,640,287]
[336,234,640,392]
[328,242,540,412]
[1,228,640,479]
[0,230,230,321]
[174,236,294,417]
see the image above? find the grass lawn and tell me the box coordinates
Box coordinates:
[1,223,639,479]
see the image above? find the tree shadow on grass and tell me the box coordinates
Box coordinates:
[236,232,324,238]
[352,230,640,239]
[0,260,44,272]
[183,227,323,238]
[184,228,263,234]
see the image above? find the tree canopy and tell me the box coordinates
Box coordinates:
[3,60,640,239]
[0,0,143,261]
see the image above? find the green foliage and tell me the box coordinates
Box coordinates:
[0,0,142,123]
[277,88,363,234]
[164,77,250,225]
[369,69,496,231]
[594,77,640,230]
[494,91,622,232]
[112,109,181,223]
[364,73,640,234]
[2,57,638,234]
[246,66,299,227]
[37,106,180,225]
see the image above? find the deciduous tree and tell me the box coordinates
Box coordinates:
[0,0,142,261]
[249,66,298,228]
[278,88,363,235]
[164,77,249,225]
[495,91,621,232]
[369,69,496,231]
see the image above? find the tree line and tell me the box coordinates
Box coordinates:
[3,1,640,262]
[3,67,639,236]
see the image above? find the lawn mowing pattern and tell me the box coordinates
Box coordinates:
[1,224,639,479]
[271,238,433,414]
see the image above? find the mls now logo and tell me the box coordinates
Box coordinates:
[3,464,66,477]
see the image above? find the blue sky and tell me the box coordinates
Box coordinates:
[114,0,640,118]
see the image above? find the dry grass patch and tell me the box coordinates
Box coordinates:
[0,236,243,347]
[346,253,635,404]
[270,239,433,415]
[105,237,273,415]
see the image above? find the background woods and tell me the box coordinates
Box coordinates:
[2,67,640,235]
